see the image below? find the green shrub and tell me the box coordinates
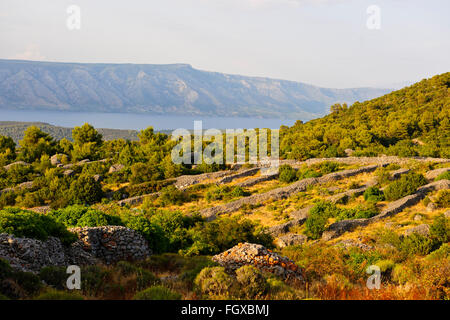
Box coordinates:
[34,289,84,300]
[123,214,168,253]
[278,165,297,183]
[0,208,77,245]
[434,190,450,208]
[136,268,160,290]
[69,174,104,205]
[363,187,385,202]
[400,233,434,256]
[392,264,415,285]
[206,186,249,202]
[305,202,339,239]
[317,161,340,174]
[375,259,396,273]
[430,214,449,245]
[158,185,189,206]
[10,271,42,296]
[235,265,268,299]
[39,266,67,290]
[426,243,450,260]
[125,179,175,197]
[81,265,111,297]
[133,285,181,300]
[48,205,122,228]
[384,172,427,201]
[194,267,234,298]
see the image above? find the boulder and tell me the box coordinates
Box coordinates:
[3,161,30,171]
[63,169,75,177]
[275,233,307,248]
[212,243,303,282]
[109,164,125,174]
[50,154,66,166]
[403,224,430,237]
[426,202,438,212]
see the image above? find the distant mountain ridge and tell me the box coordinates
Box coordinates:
[0,59,391,119]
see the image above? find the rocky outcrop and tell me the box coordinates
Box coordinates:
[274,234,307,248]
[3,161,30,171]
[212,243,303,282]
[109,164,125,174]
[403,224,430,237]
[70,226,151,265]
[0,234,98,273]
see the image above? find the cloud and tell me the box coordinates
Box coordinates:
[11,44,46,61]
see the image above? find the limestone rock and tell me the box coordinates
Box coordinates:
[212,243,303,282]
[403,224,430,237]
[275,233,307,248]
[109,164,125,174]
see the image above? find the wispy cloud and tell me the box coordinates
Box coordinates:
[11,44,46,61]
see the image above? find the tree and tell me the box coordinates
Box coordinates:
[71,123,103,161]
[69,174,103,205]
[18,126,57,163]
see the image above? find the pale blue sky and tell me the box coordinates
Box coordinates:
[0,0,449,88]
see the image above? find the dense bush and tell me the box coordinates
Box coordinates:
[124,179,175,197]
[122,214,168,253]
[39,266,68,290]
[384,172,427,201]
[363,187,385,202]
[0,208,77,245]
[278,164,297,183]
[434,190,450,208]
[158,185,190,206]
[34,289,84,300]
[69,174,104,205]
[205,185,249,202]
[194,267,234,299]
[133,285,181,300]
[48,205,122,228]
[235,265,268,299]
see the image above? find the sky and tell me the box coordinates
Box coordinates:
[0,0,449,88]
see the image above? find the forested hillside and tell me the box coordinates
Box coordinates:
[0,121,139,143]
[280,73,450,159]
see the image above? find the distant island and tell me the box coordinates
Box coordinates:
[0,59,391,119]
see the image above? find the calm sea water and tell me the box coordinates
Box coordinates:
[0,110,297,130]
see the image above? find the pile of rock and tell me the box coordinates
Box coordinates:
[212,243,303,282]
[0,234,97,273]
[70,226,150,264]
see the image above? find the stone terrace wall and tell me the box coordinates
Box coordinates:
[0,226,151,273]
[200,164,383,221]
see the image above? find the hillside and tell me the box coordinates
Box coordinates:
[0,121,139,143]
[0,59,391,119]
[280,72,450,159]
